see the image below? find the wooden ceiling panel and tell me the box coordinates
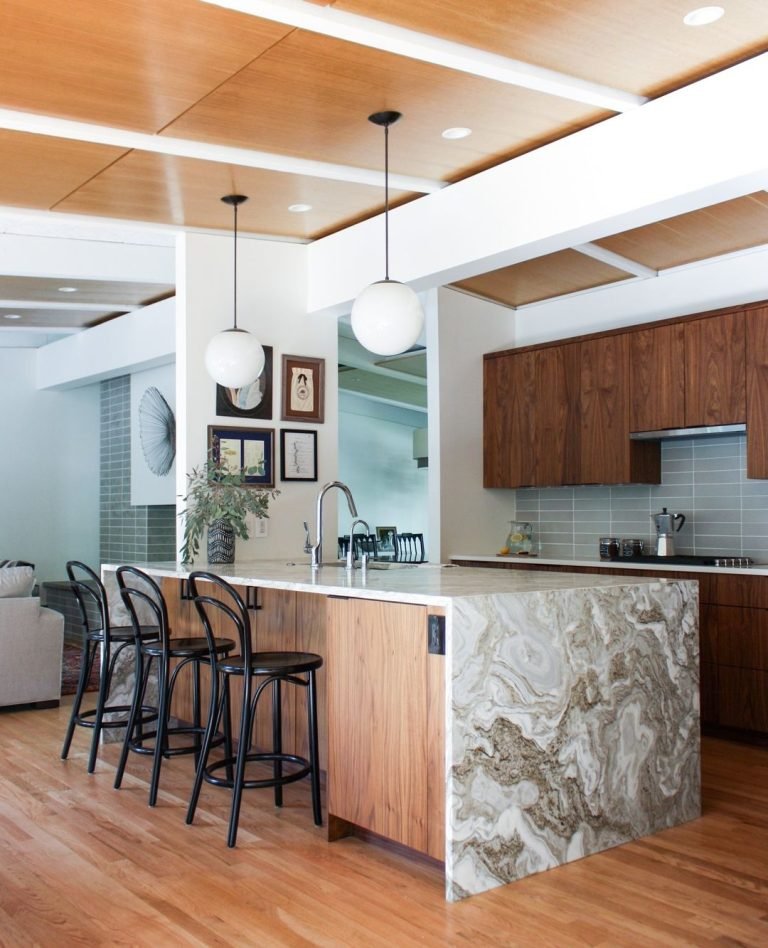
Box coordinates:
[54,150,417,239]
[0,276,173,306]
[338,0,768,98]
[452,249,632,307]
[596,193,768,270]
[0,130,125,210]
[0,307,121,330]
[0,0,292,132]
[163,31,608,183]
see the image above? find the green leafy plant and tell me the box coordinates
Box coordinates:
[179,453,279,563]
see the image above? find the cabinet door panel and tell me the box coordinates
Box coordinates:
[580,335,629,484]
[685,312,746,426]
[709,604,768,671]
[327,598,431,853]
[535,343,581,485]
[746,306,768,478]
[629,323,686,432]
[484,351,536,488]
[718,667,768,732]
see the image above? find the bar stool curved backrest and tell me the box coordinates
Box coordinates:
[113,566,236,807]
[61,561,159,773]
[186,571,323,847]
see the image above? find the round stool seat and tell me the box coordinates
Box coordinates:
[218,651,323,677]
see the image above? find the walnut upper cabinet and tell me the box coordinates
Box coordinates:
[580,334,660,485]
[629,323,686,432]
[629,313,746,432]
[483,343,580,488]
[684,312,746,427]
[746,306,768,478]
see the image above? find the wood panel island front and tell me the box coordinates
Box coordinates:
[102,560,700,902]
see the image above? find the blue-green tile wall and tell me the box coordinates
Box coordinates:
[515,435,768,563]
[100,376,176,563]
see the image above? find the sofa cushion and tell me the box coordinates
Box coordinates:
[0,565,35,598]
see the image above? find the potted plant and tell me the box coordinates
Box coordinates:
[179,453,278,564]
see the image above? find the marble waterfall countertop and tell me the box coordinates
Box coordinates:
[103,559,701,902]
[103,557,692,604]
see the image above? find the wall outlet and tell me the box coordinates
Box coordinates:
[252,518,268,538]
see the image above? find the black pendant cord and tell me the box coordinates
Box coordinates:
[232,200,239,330]
[384,120,390,282]
[221,194,248,332]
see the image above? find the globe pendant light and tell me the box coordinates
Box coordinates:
[204,194,266,388]
[351,111,424,356]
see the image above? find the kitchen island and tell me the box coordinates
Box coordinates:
[103,560,700,902]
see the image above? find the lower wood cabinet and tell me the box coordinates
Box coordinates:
[326,597,445,860]
[162,578,328,772]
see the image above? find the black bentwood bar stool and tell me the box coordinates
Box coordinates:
[113,566,236,806]
[186,572,323,848]
[60,561,160,773]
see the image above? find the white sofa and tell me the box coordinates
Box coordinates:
[0,595,65,709]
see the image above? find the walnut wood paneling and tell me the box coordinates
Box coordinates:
[338,0,768,98]
[484,349,535,488]
[710,572,768,610]
[295,591,328,772]
[598,193,768,270]
[426,606,446,862]
[0,275,173,306]
[629,322,686,432]
[453,249,630,308]
[746,306,768,478]
[0,0,292,131]
[684,312,746,427]
[56,150,411,240]
[710,605,768,671]
[164,30,605,185]
[327,597,432,854]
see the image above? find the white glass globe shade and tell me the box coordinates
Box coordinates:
[350,280,425,356]
[204,328,265,388]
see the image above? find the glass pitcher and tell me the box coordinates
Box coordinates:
[505,521,533,555]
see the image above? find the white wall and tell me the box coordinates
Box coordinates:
[338,393,428,553]
[177,232,339,562]
[430,288,517,560]
[0,349,99,581]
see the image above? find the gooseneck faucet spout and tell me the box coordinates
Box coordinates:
[310,481,358,569]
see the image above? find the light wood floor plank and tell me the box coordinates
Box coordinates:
[0,701,766,946]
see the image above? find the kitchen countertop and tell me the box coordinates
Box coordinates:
[450,553,768,576]
[103,558,684,608]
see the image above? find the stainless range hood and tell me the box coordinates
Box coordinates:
[630,423,746,441]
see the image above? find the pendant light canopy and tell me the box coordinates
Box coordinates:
[350,111,425,357]
[204,194,266,388]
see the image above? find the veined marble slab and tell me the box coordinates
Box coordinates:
[446,579,700,901]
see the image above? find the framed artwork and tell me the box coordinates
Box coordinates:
[281,354,325,423]
[375,526,397,557]
[280,429,318,481]
[208,425,275,487]
[215,345,273,419]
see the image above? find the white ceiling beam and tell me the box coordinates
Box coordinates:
[201,0,645,113]
[0,108,443,194]
[307,53,768,317]
[573,242,658,278]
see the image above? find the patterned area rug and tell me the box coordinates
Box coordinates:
[61,643,99,696]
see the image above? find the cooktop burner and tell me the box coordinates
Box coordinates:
[610,554,754,568]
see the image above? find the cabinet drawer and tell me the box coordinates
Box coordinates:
[710,573,768,608]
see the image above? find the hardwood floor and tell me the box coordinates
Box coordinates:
[0,699,766,947]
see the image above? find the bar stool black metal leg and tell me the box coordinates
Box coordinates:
[308,669,322,826]
[227,681,255,848]
[148,655,170,807]
[61,639,96,760]
[114,648,152,789]
[272,678,283,808]
[186,673,225,826]
[87,642,113,773]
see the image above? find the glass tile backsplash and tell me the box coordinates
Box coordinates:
[515,435,768,563]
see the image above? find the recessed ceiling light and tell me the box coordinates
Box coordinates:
[3,313,21,319]
[57,285,78,292]
[288,203,312,213]
[683,6,725,26]
[442,127,472,140]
